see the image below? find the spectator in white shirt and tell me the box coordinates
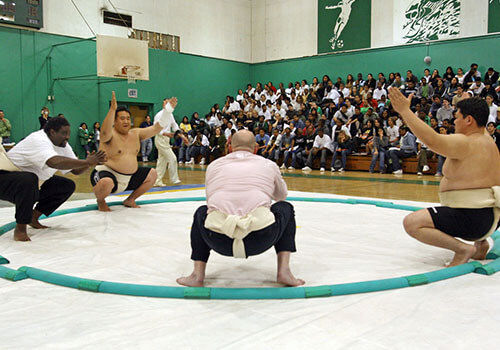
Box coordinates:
[236,89,244,102]
[486,95,499,124]
[469,78,485,96]
[385,117,400,146]
[373,82,388,101]
[339,83,350,99]
[302,128,333,171]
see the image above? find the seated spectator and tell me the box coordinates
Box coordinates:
[0,110,12,144]
[485,67,499,87]
[387,126,417,175]
[296,125,316,169]
[208,127,226,164]
[278,127,295,168]
[390,73,405,89]
[433,78,446,97]
[416,78,434,99]
[333,105,350,124]
[190,112,201,130]
[255,128,270,156]
[429,95,442,117]
[487,122,500,152]
[385,117,399,146]
[442,119,455,134]
[38,107,51,130]
[262,128,281,160]
[180,116,192,134]
[486,95,499,124]
[331,130,353,172]
[362,107,378,124]
[369,127,389,173]
[452,84,467,106]
[443,77,459,99]
[480,80,498,102]
[78,122,91,157]
[430,117,439,132]
[186,130,209,165]
[289,127,306,170]
[469,77,485,96]
[436,98,453,125]
[302,128,333,171]
[354,119,375,152]
[416,139,433,176]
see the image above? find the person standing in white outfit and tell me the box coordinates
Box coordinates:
[154,98,187,187]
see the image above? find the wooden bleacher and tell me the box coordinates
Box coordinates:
[189,152,438,174]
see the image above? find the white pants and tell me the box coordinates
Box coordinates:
[154,135,179,183]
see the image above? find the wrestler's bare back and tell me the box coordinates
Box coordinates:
[440,133,500,192]
[100,128,141,174]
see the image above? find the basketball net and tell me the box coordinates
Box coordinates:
[121,65,140,84]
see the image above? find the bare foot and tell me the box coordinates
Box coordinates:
[14,227,31,242]
[176,274,204,287]
[447,245,476,267]
[97,199,111,212]
[123,199,140,208]
[29,221,49,229]
[472,240,490,260]
[277,269,305,286]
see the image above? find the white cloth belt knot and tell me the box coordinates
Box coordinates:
[204,207,276,258]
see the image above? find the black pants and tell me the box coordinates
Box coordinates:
[0,171,75,224]
[190,201,297,262]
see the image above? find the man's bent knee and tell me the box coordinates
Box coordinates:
[403,212,421,237]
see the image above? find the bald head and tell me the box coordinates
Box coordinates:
[231,130,255,153]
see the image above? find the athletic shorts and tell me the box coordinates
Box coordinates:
[427,206,500,241]
[90,166,151,194]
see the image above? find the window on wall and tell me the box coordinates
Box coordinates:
[129,29,180,53]
[102,10,132,28]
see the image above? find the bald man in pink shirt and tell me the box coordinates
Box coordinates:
[177,130,304,287]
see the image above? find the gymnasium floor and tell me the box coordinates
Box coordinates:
[1,165,499,349]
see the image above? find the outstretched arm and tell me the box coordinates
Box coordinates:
[46,150,107,173]
[100,91,117,143]
[388,87,470,159]
[141,97,179,140]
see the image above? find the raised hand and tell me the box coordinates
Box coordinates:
[86,150,107,166]
[111,91,117,110]
[169,97,178,109]
[388,87,413,114]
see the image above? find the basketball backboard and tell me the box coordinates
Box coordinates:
[96,35,149,81]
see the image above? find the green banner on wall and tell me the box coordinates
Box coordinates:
[489,0,500,33]
[317,0,371,54]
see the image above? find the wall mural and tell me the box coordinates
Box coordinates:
[402,0,461,43]
[489,0,500,33]
[317,0,371,54]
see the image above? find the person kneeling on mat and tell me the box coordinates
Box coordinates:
[389,88,500,267]
[91,92,175,211]
[177,130,304,287]
[0,117,106,241]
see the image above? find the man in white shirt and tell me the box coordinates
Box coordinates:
[177,130,303,287]
[154,98,188,187]
[186,130,210,165]
[469,78,485,96]
[1,117,106,241]
[385,117,400,146]
[302,129,333,171]
[373,82,388,101]
[325,87,341,104]
[486,95,498,124]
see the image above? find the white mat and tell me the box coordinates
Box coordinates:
[1,190,499,349]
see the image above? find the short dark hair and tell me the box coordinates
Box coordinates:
[115,106,131,119]
[456,97,489,127]
[44,116,70,134]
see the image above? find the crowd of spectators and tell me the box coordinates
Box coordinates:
[172,63,500,175]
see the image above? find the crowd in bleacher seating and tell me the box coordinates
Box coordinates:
[172,63,500,175]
